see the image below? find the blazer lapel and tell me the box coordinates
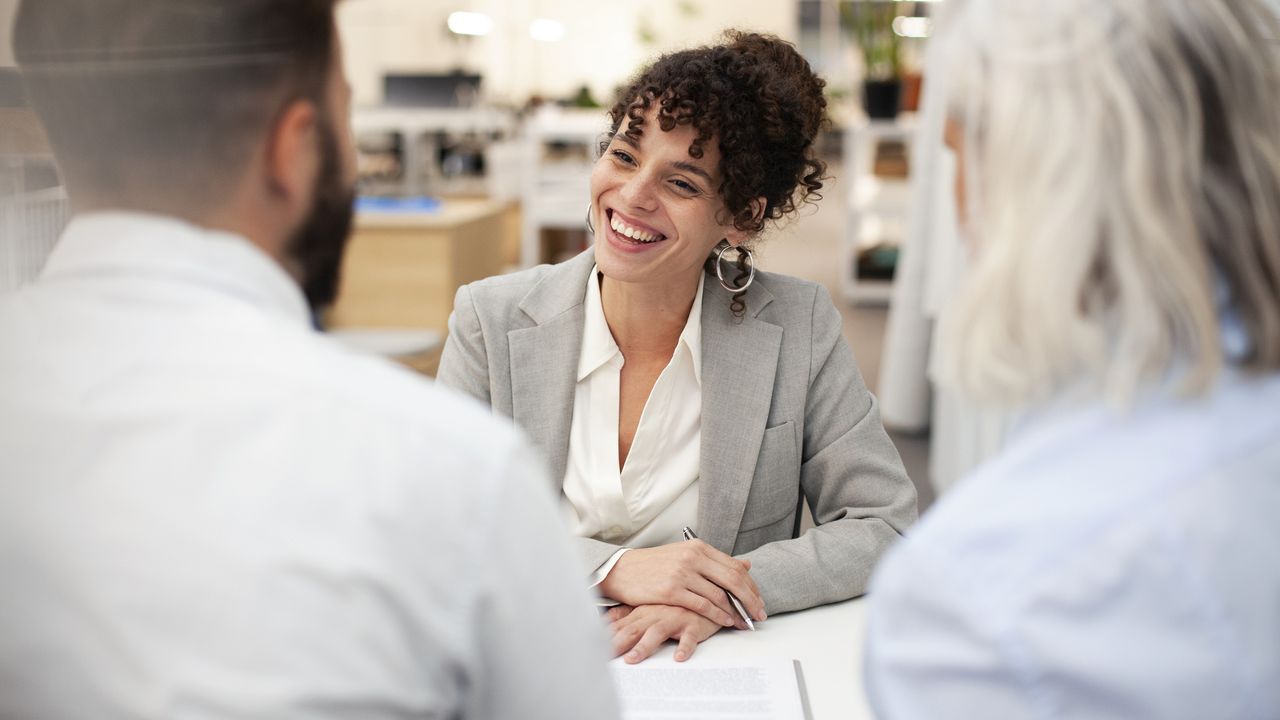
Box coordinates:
[697,274,782,554]
[508,251,596,486]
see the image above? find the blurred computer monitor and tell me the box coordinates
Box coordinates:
[383,73,482,108]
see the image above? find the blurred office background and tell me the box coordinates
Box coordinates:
[1,0,962,508]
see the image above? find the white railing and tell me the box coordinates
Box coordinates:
[0,186,69,293]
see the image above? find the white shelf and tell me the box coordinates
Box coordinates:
[521,108,610,267]
[351,106,517,198]
[855,215,907,249]
[844,278,895,305]
[849,176,911,215]
[352,107,515,135]
[524,106,610,143]
[842,115,916,307]
[846,114,918,140]
[528,196,589,228]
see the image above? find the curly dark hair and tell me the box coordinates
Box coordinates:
[603,31,828,315]
[604,31,828,235]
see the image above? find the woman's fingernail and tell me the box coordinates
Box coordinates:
[675,652,687,661]
[626,651,639,662]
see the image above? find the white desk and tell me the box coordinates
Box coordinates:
[638,599,872,720]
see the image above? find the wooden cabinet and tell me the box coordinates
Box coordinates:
[326,198,506,333]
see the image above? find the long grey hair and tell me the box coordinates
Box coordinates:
[934,0,1280,406]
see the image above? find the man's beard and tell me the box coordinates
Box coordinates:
[287,119,355,313]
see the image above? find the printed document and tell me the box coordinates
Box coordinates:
[610,656,808,720]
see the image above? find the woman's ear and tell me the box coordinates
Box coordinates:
[749,197,767,229]
[725,197,767,247]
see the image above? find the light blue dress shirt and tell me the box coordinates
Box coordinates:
[865,369,1280,719]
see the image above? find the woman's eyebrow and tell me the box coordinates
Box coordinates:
[613,133,715,183]
[672,160,714,184]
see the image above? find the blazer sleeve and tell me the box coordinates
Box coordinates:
[578,537,626,580]
[437,284,492,406]
[739,285,918,614]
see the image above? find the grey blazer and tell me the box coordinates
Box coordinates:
[437,250,917,613]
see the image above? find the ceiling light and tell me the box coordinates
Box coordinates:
[447,11,493,37]
[892,16,932,38]
[530,18,566,42]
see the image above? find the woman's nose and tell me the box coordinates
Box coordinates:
[619,171,658,211]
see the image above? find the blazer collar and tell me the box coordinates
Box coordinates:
[696,268,783,553]
[508,250,596,485]
[517,249,597,324]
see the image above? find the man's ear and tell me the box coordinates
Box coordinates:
[264,98,320,205]
[724,197,767,246]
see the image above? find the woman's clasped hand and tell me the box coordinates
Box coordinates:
[599,539,766,662]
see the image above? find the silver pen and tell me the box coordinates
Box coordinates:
[681,526,756,631]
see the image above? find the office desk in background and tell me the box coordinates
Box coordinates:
[639,598,872,720]
[325,198,506,375]
[326,198,505,332]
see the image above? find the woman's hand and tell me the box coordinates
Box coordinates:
[606,604,725,663]
[597,540,766,628]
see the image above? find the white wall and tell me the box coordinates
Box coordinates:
[338,0,799,107]
[0,0,798,82]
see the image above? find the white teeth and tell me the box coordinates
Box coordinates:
[609,214,664,243]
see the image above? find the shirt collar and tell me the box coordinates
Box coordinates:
[577,266,621,382]
[39,211,313,328]
[576,266,705,386]
[682,272,705,385]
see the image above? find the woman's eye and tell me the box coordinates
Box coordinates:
[611,149,635,165]
[672,179,700,195]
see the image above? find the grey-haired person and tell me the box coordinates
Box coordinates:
[866,1,1280,717]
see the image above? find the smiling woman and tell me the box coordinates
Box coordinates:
[590,114,735,305]
[437,31,917,665]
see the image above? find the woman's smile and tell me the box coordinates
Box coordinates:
[603,208,669,253]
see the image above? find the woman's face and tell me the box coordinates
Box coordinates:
[590,108,750,292]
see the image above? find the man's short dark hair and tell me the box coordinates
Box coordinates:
[14,0,339,210]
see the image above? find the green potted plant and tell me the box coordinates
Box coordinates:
[846,1,903,119]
